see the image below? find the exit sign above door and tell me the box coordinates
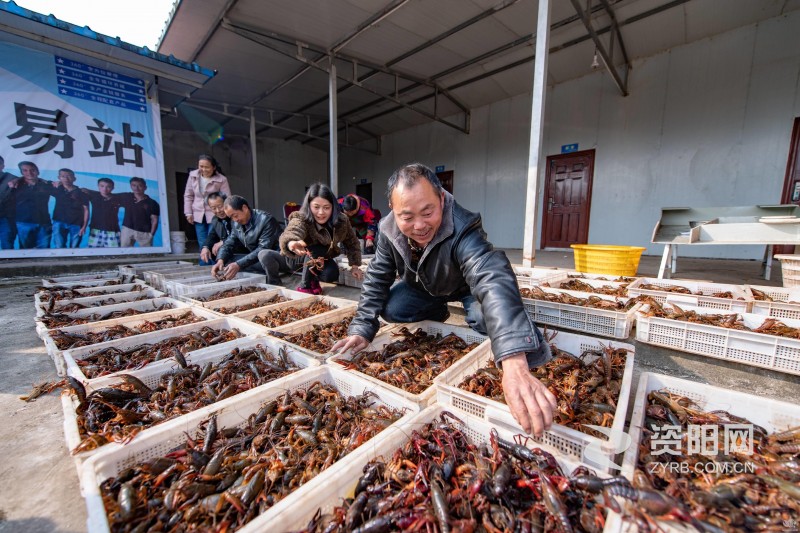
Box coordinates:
[561,143,578,153]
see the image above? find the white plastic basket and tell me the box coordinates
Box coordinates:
[520,286,642,339]
[329,320,488,407]
[35,287,165,317]
[35,283,152,312]
[541,277,631,295]
[512,265,567,287]
[606,372,800,533]
[265,403,622,532]
[63,315,265,386]
[267,307,363,360]
[185,286,313,315]
[747,284,800,319]
[235,295,357,331]
[119,260,192,277]
[80,365,419,533]
[43,307,219,376]
[41,272,125,288]
[775,254,800,287]
[62,335,320,477]
[636,302,800,375]
[167,273,263,298]
[35,297,188,338]
[179,283,274,306]
[435,328,635,472]
[148,266,213,290]
[626,277,751,312]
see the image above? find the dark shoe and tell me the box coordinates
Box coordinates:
[266,276,284,286]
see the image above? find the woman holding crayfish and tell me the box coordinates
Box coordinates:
[279,183,364,295]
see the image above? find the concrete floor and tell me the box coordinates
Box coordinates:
[0,250,798,532]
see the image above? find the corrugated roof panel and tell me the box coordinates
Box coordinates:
[157,0,230,60]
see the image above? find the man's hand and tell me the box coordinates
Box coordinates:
[186,215,194,224]
[212,241,224,256]
[223,261,240,280]
[365,241,375,252]
[330,334,369,355]
[500,353,557,437]
[350,266,364,280]
[210,259,225,278]
[200,247,212,264]
[7,178,20,189]
[78,228,86,237]
[288,240,308,256]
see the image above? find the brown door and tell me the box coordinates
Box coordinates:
[436,171,454,194]
[541,150,594,249]
[776,117,800,254]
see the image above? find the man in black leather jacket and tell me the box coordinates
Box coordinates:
[332,163,556,436]
[211,195,290,285]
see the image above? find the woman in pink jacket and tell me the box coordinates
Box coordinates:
[183,155,231,264]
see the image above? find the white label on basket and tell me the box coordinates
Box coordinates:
[583,425,632,470]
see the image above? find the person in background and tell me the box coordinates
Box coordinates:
[200,192,232,264]
[280,183,363,295]
[338,193,380,253]
[0,155,18,249]
[184,154,231,264]
[211,195,290,285]
[51,168,89,248]
[332,163,556,437]
[9,161,53,249]
[84,178,122,248]
[118,177,160,247]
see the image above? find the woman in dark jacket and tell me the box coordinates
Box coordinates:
[280,183,363,295]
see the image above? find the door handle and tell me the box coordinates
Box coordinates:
[547,197,554,212]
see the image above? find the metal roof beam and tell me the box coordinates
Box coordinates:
[569,0,628,96]
[182,102,381,155]
[221,19,469,134]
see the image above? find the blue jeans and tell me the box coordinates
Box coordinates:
[53,221,83,248]
[0,217,15,249]
[382,281,487,335]
[195,222,211,265]
[16,222,52,249]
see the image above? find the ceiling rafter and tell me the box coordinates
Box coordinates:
[220,18,470,133]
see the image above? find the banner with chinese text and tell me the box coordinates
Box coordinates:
[0,41,169,257]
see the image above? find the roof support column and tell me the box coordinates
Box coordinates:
[250,108,259,208]
[522,0,551,267]
[328,57,338,195]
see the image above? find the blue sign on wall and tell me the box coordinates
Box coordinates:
[435,165,445,172]
[561,143,579,153]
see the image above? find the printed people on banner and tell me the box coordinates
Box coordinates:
[118,177,160,247]
[0,155,18,249]
[83,178,122,248]
[10,161,54,249]
[51,169,89,248]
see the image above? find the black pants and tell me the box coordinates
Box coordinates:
[232,250,291,284]
[301,244,339,286]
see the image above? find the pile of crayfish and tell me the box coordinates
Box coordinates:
[75,326,242,378]
[251,301,335,328]
[337,327,480,394]
[98,384,403,531]
[50,310,205,350]
[458,340,628,437]
[216,294,289,314]
[69,344,301,454]
[194,285,269,302]
[540,279,628,297]
[520,286,637,311]
[643,300,800,339]
[51,293,152,313]
[636,283,741,299]
[271,315,354,354]
[628,389,800,532]
[296,412,624,533]
[40,302,175,329]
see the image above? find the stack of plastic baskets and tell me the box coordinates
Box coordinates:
[775,254,800,287]
[571,244,646,276]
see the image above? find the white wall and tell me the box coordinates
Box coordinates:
[162,130,327,230]
[340,10,800,259]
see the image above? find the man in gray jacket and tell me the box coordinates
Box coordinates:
[211,195,289,285]
[332,163,556,436]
